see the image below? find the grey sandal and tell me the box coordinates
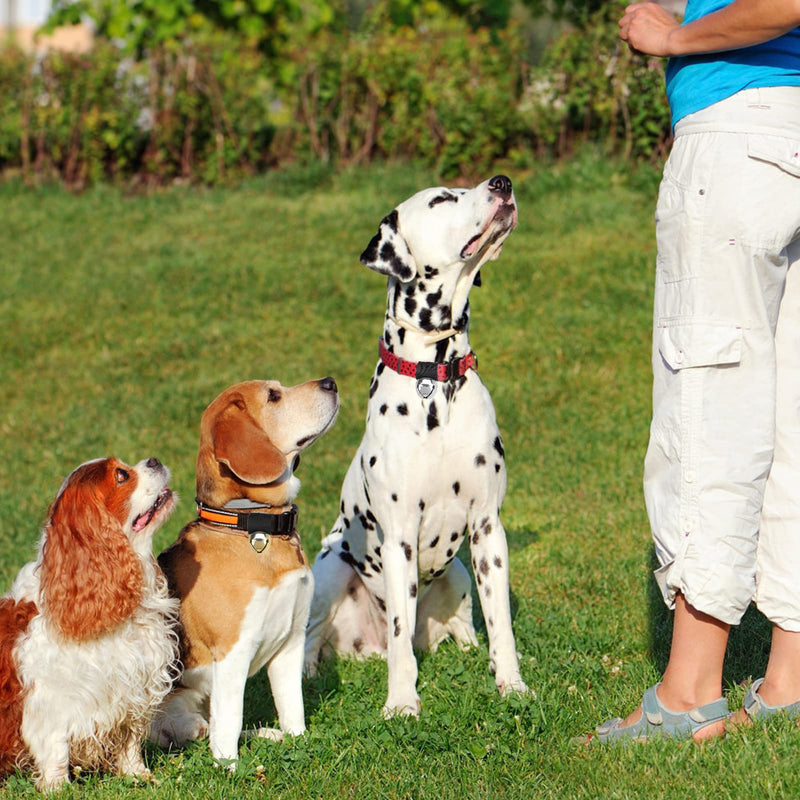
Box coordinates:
[593,683,729,743]
[742,678,800,721]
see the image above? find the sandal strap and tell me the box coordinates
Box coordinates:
[743,677,800,720]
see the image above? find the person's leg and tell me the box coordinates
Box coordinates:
[747,239,800,718]
[615,593,730,740]
[759,627,800,706]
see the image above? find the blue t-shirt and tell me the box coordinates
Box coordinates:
[666,0,800,126]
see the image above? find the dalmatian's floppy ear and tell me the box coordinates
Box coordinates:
[360,209,418,282]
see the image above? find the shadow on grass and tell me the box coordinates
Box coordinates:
[646,550,771,686]
[242,660,344,733]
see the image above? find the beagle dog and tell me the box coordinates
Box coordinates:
[150,378,339,764]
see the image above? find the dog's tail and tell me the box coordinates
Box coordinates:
[0,597,38,774]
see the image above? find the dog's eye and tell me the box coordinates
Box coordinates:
[268,389,282,403]
[115,468,130,484]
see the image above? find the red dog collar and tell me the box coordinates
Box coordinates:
[378,338,477,382]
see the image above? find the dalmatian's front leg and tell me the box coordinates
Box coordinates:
[381,535,421,718]
[469,513,529,697]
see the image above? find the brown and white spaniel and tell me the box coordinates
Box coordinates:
[0,457,179,791]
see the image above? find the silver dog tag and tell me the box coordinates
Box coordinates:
[249,531,269,553]
[416,378,437,399]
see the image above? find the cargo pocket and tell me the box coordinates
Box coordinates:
[656,319,743,371]
[655,172,707,283]
[747,134,800,178]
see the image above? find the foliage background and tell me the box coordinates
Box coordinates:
[0,1,672,187]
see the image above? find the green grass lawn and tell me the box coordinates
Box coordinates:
[0,156,794,799]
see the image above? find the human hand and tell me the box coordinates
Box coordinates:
[618,1,681,57]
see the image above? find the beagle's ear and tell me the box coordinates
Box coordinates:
[212,399,286,485]
[360,209,418,282]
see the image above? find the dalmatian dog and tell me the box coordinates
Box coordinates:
[305,175,529,717]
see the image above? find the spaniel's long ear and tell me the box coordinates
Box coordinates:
[360,209,418,282]
[41,477,142,641]
[212,398,286,485]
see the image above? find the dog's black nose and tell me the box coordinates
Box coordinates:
[488,175,512,197]
[320,377,338,393]
[146,457,162,469]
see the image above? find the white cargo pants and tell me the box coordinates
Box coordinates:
[646,87,800,630]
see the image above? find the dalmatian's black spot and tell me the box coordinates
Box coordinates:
[472,531,480,545]
[353,638,364,653]
[488,617,494,627]
[377,362,386,375]
[424,266,439,279]
[485,585,492,597]
[377,597,386,612]
[419,499,425,511]
[380,241,397,263]
[453,482,460,496]
[494,556,503,568]
[476,573,483,585]
[428,192,458,208]
[380,404,388,415]
[384,209,399,232]
[426,286,443,308]
[340,501,345,514]
[320,549,330,559]
[493,436,505,459]
[433,569,445,578]
[398,327,405,344]
[397,403,408,416]
[369,379,378,398]
[339,551,356,568]
[366,509,377,523]
[446,549,453,558]
[479,557,489,576]
[341,540,350,551]
[353,505,360,516]
[430,536,439,548]
[374,546,381,556]
[343,518,350,529]
[404,296,418,316]
[495,464,501,473]
[435,340,449,362]
[402,542,413,561]
[391,493,398,502]
[450,531,459,542]
[418,308,434,331]
[410,583,417,598]
[483,523,493,537]
[369,456,377,468]
[427,403,439,431]
[475,454,486,466]
[394,617,401,637]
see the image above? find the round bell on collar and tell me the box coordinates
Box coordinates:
[249,531,270,553]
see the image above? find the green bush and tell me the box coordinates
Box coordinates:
[2,33,276,187]
[284,19,526,177]
[523,2,671,161]
[0,4,671,187]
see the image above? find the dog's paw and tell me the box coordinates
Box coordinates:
[382,696,421,719]
[498,678,535,700]
[247,727,284,742]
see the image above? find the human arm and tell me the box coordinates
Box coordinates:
[618,0,800,57]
